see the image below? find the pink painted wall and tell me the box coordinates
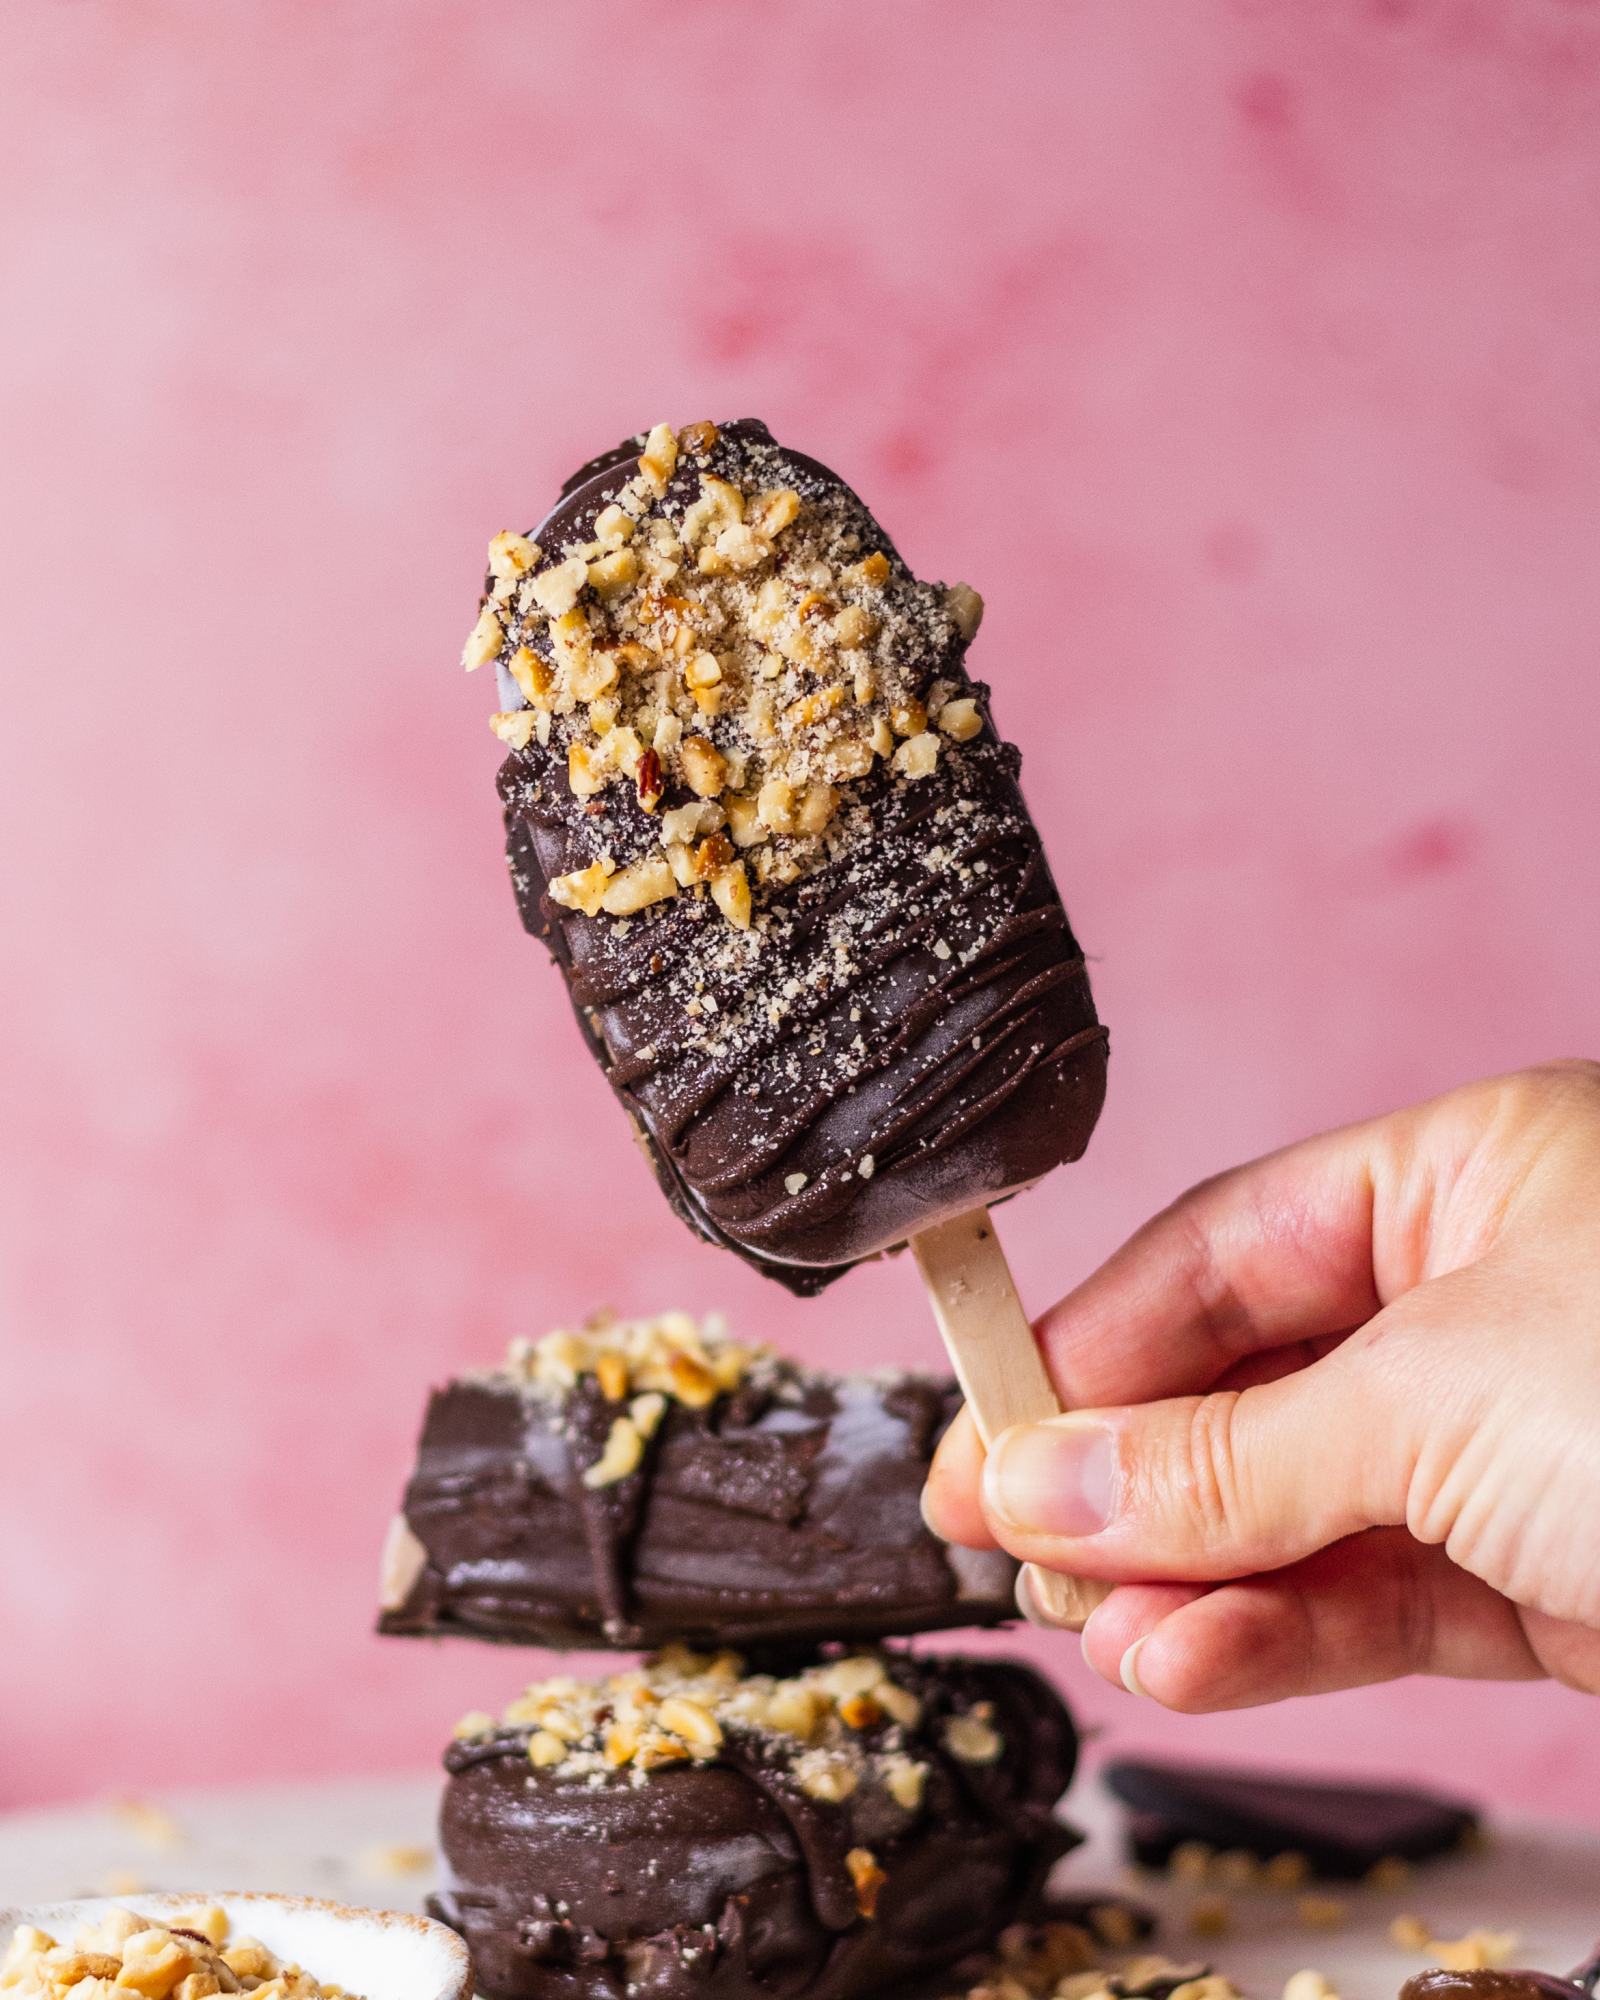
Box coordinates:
[3,1,1598,1819]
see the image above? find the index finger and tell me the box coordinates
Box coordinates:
[1034,1116,1391,1408]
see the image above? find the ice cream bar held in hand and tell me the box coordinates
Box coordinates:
[466,420,1109,1607]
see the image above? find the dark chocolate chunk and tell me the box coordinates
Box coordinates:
[380,1345,1015,1651]
[428,1653,1078,2000]
[1105,1758,1480,1879]
[483,419,1107,1293]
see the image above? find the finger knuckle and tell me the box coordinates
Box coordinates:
[1171,1392,1249,1552]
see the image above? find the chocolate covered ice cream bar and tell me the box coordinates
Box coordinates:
[379,1310,1016,1650]
[428,1645,1079,2000]
[466,419,1107,1293]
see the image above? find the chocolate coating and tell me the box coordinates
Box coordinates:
[1104,1758,1479,1879]
[1402,1974,1594,2000]
[381,1362,1016,1650]
[495,420,1107,1293]
[428,1655,1078,2000]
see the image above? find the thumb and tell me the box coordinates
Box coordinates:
[980,1340,1416,1583]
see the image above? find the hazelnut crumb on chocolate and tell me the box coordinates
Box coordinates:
[455,1645,985,1805]
[498,1308,769,1407]
[0,1908,363,2000]
[934,1935,1243,2000]
[467,419,990,929]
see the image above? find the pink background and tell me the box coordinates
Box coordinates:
[3,1,1599,1819]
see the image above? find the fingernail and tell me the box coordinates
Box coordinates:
[1014,1566,1041,1625]
[985,1419,1117,1538]
[1120,1637,1149,1698]
[919,1479,947,1542]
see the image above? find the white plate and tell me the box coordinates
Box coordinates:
[0,1774,1593,1996]
[0,1889,470,2000]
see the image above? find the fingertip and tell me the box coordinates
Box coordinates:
[922,1403,997,1549]
[1078,1581,1206,1690]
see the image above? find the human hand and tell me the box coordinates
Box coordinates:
[923,1062,1600,1707]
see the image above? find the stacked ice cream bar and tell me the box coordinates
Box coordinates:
[379,1312,1084,2000]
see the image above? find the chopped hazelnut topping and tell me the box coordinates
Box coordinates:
[475,1646,953,1805]
[1281,1975,1339,2000]
[473,420,987,926]
[1263,1851,1310,1888]
[1295,1896,1346,1931]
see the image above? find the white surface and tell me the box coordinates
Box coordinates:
[0,1775,1594,1996]
[0,1891,470,2000]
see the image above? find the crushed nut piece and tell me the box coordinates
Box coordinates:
[893,731,940,779]
[549,856,616,917]
[1430,1932,1519,1972]
[1188,1897,1230,1938]
[942,1712,1002,1763]
[639,422,679,496]
[1281,1975,1338,2000]
[1389,1916,1435,1952]
[1367,1855,1413,1891]
[938,697,983,741]
[1168,1841,1214,1883]
[945,582,984,641]
[581,1414,645,1487]
[846,1846,887,1919]
[1295,1896,1346,1931]
[1264,1851,1311,1888]
[461,604,503,671]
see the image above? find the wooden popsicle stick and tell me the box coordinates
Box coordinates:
[911,1206,1111,1631]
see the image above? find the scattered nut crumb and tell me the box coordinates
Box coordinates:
[1430,1931,1519,1971]
[1390,1916,1435,1952]
[359,1842,433,1878]
[1188,1896,1231,1938]
[1296,1895,1347,1931]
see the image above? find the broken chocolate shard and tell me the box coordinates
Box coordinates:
[1105,1757,1480,1879]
